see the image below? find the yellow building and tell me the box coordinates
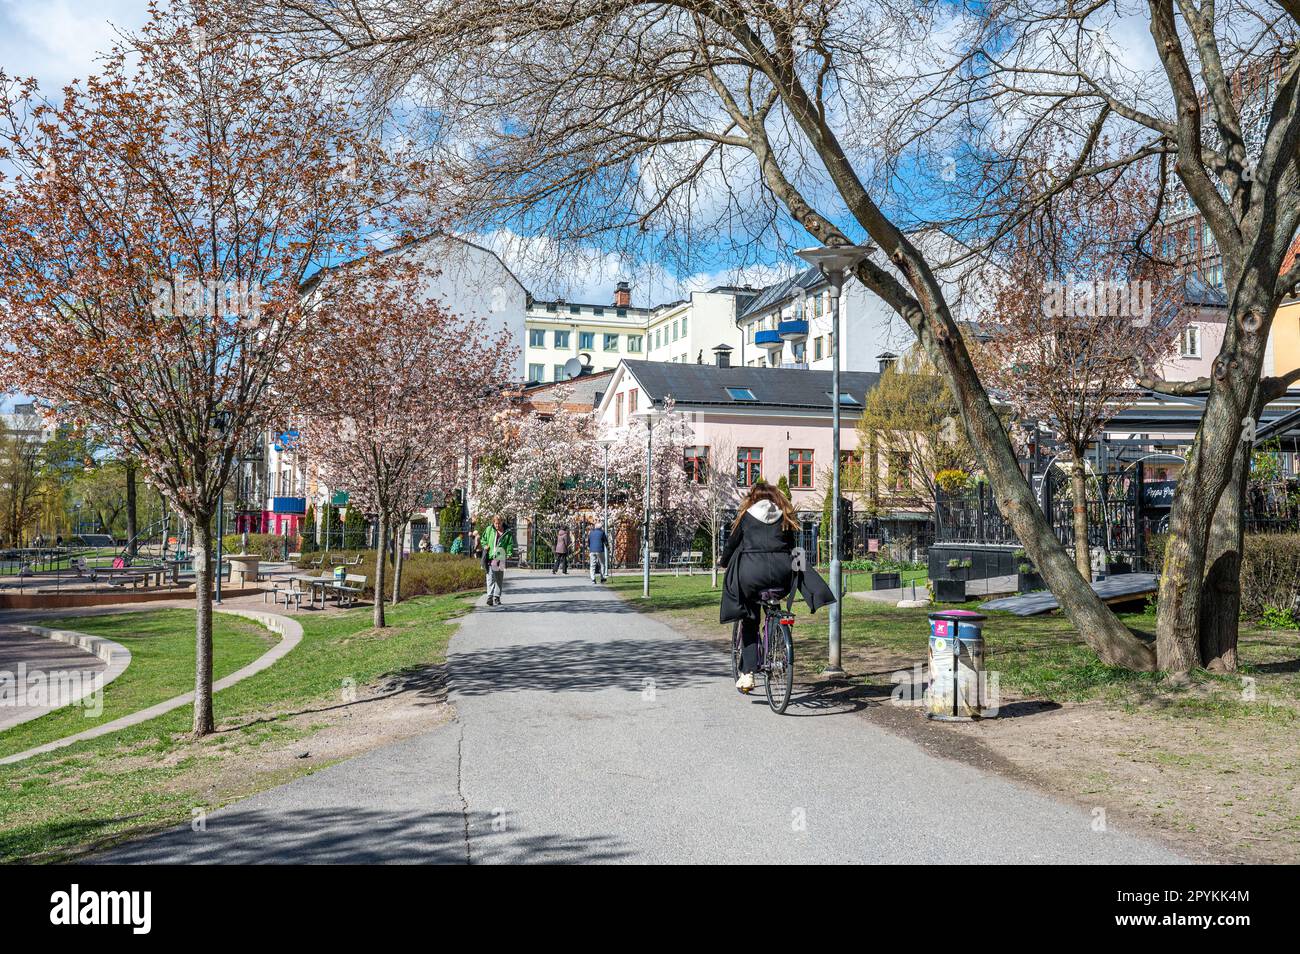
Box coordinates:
[1271,296,1300,381]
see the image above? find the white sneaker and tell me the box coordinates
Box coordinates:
[735,672,755,692]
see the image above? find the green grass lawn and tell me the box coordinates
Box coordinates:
[607,574,1300,719]
[0,592,475,862]
[0,610,273,760]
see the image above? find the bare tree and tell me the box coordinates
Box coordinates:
[234,1,1300,673]
[978,153,1185,579]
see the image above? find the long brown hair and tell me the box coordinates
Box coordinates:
[732,481,800,531]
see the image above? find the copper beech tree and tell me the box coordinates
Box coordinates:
[0,4,429,734]
[294,263,516,628]
[978,158,1185,581]
[236,0,1300,673]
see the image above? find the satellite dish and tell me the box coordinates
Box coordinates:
[562,353,594,380]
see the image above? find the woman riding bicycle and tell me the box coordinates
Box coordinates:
[720,481,833,692]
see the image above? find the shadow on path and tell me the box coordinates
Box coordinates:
[451,637,722,696]
[90,807,630,864]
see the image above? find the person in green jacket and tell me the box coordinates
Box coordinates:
[480,515,515,606]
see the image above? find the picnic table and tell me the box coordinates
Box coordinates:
[226,555,262,588]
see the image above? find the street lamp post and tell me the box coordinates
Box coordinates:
[596,435,616,561]
[632,408,663,598]
[795,242,874,676]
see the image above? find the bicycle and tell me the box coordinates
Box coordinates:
[731,587,795,714]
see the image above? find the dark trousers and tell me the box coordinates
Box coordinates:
[739,606,761,673]
[553,552,569,574]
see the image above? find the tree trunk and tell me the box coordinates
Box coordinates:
[392,519,405,605]
[125,459,138,558]
[1198,395,1256,673]
[1070,453,1092,581]
[373,511,387,628]
[191,515,216,736]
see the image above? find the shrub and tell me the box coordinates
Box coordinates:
[221,533,287,560]
[1240,534,1300,621]
[294,550,482,600]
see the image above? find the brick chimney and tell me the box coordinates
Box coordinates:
[613,281,631,308]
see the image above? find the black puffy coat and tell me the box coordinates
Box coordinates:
[719,509,836,623]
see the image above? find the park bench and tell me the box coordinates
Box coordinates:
[266,577,306,610]
[670,551,704,576]
[333,573,367,608]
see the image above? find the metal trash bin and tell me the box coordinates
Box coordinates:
[925,610,988,721]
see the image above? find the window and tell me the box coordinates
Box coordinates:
[593,306,604,316]
[579,331,595,350]
[615,391,625,426]
[627,335,643,353]
[814,336,824,361]
[528,363,544,383]
[554,364,567,381]
[725,387,757,401]
[789,449,814,489]
[528,329,545,348]
[616,308,627,318]
[555,330,571,348]
[546,302,558,312]
[569,304,581,314]
[604,333,619,351]
[681,316,688,336]
[628,388,638,414]
[826,391,861,406]
[672,320,679,341]
[684,445,708,482]
[746,324,755,343]
[814,294,823,318]
[654,329,662,349]
[888,451,911,492]
[737,447,762,486]
[1179,326,1201,357]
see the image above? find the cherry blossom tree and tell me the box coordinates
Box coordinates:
[475,388,602,523]
[605,405,706,563]
[295,263,516,627]
[0,3,429,734]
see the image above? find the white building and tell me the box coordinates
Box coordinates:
[735,232,983,374]
[524,281,750,383]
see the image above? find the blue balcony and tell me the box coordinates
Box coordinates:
[778,319,808,343]
[755,329,784,350]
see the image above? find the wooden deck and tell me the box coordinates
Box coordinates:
[980,573,1158,616]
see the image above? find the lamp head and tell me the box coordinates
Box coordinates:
[794,243,874,277]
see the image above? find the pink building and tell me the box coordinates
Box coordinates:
[596,359,880,510]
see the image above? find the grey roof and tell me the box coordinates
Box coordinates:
[737,266,825,320]
[621,360,880,411]
[1181,273,1228,308]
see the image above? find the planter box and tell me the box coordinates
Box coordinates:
[871,571,901,590]
[934,579,967,603]
[1017,571,1044,593]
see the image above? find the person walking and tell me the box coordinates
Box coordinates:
[553,525,571,575]
[587,522,608,583]
[480,515,515,606]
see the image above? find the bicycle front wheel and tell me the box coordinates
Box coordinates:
[764,621,794,714]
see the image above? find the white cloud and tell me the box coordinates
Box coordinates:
[0,1,148,90]
[473,228,793,307]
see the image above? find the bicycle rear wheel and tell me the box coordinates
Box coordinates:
[764,620,794,714]
[730,620,745,691]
